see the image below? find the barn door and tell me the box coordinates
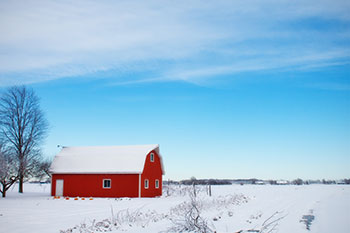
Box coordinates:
[56,179,64,196]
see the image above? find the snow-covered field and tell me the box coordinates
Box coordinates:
[0,183,349,233]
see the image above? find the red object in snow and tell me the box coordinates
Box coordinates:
[50,145,164,198]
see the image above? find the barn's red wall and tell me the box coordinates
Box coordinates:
[51,149,163,198]
[51,174,139,197]
[141,150,163,197]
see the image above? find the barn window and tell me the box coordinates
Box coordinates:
[144,179,149,189]
[155,179,159,189]
[150,153,154,162]
[103,179,111,189]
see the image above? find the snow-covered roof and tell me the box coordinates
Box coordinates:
[276,180,289,184]
[50,144,164,174]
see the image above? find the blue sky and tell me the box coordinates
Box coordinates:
[0,0,349,180]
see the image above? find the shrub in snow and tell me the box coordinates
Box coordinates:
[163,184,198,197]
[114,208,164,228]
[60,206,164,233]
[166,184,250,232]
[61,185,250,233]
[205,194,249,210]
[168,191,214,233]
[60,218,116,233]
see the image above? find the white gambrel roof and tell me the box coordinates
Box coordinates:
[50,144,164,174]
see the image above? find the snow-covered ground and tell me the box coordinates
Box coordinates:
[0,183,349,233]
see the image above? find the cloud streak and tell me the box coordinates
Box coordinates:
[0,0,349,86]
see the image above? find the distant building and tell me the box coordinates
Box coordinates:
[336,180,346,185]
[276,180,289,185]
[50,144,164,198]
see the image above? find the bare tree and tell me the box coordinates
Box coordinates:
[0,144,18,197]
[0,86,48,193]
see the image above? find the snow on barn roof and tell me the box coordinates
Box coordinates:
[50,144,164,174]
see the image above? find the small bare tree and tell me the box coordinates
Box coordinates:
[0,86,48,193]
[169,189,213,233]
[0,145,18,197]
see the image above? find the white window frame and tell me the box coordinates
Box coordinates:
[150,153,154,162]
[144,179,149,189]
[155,179,159,189]
[103,179,111,189]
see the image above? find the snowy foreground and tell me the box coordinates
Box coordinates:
[1,183,349,233]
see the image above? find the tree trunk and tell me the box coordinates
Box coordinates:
[18,175,23,193]
[1,184,6,198]
[18,158,24,193]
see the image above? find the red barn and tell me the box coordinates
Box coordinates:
[50,144,164,198]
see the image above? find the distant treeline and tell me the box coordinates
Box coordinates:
[180,179,232,185]
[163,178,350,185]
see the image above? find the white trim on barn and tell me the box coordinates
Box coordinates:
[103,179,111,189]
[138,173,141,198]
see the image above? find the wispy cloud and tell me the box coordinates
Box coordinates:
[0,0,349,86]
